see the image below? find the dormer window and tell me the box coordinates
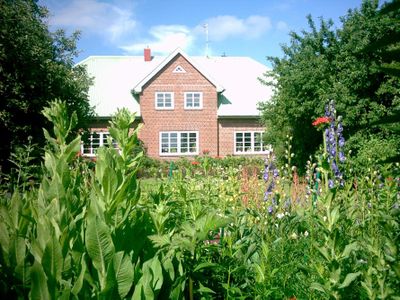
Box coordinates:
[184,92,203,109]
[155,92,174,109]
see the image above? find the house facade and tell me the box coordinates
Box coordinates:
[78,48,273,159]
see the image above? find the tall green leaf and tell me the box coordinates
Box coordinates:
[86,213,115,288]
[113,251,134,299]
[42,234,63,283]
[30,261,50,300]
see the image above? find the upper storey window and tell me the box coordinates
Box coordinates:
[155,92,174,109]
[184,92,203,109]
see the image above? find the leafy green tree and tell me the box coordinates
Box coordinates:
[0,0,93,171]
[260,0,400,172]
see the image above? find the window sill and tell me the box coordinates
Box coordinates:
[160,152,199,156]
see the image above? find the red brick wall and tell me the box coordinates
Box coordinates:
[218,118,265,157]
[138,54,218,159]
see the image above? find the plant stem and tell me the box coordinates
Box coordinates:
[189,276,194,300]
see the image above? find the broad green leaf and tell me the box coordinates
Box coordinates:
[86,213,115,287]
[198,282,215,294]
[193,262,218,273]
[149,256,163,291]
[329,267,341,285]
[0,221,10,259]
[102,166,118,203]
[340,241,358,260]
[254,264,265,283]
[149,233,171,248]
[63,135,81,162]
[338,272,361,289]
[315,245,330,262]
[113,251,134,299]
[10,191,21,229]
[131,281,145,300]
[71,253,87,296]
[310,282,326,294]
[162,257,175,281]
[11,236,26,271]
[30,261,50,300]
[42,234,63,283]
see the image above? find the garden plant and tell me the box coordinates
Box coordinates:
[0,100,399,299]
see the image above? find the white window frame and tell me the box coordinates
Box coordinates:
[234,131,270,154]
[81,131,118,157]
[184,92,203,110]
[159,131,199,156]
[155,92,174,110]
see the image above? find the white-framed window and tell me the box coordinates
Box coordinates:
[155,92,174,109]
[234,131,270,154]
[160,131,199,156]
[81,131,118,157]
[184,92,203,109]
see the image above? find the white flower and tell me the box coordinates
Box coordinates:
[304,231,309,237]
[277,213,284,219]
[290,232,298,239]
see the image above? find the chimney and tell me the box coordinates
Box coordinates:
[144,47,151,62]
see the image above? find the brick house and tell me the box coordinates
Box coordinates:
[78,48,273,158]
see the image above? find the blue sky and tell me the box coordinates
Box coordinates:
[39,0,370,66]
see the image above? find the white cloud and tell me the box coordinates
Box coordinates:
[276,21,289,31]
[48,0,136,42]
[195,15,271,41]
[120,25,194,55]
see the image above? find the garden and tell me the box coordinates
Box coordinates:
[0,101,398,299]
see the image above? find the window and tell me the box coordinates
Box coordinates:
[234,131,270,154]
[81,131,118,156]
[155,92,174,109]
[160,131,198,155]
[173,65,186,73]
[184,92,203,109]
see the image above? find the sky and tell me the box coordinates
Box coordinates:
[38,0,371,66]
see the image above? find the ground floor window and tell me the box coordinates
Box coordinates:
[81,131,118,156]
[234,131,269,154]
[160,131,198,155]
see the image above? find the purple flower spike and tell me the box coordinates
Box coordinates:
[268,206,273,214]
[337,123,343,133]
[339,136,345,148]
[328,179,334,189]
[263,171,269,182]
[339,151,346,162]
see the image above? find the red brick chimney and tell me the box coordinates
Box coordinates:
[144,47,151,62]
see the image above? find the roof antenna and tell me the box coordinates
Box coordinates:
[203,23,209,58]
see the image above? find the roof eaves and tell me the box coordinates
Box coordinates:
[218,115,261,119]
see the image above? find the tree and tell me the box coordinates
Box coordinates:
[260,0,400,173]
[0,0,93,171]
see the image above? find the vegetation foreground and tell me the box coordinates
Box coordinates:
[0,101,399,299]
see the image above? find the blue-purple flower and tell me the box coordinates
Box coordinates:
[322,100,346,188]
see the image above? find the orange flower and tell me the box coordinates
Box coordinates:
[202,149,210,155]
[191,161,200,166]
[312,116,330,127]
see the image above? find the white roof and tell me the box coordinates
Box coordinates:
[77,49,273,117]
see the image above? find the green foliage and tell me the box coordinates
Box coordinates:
[0,0,93,171]
[260,0,400,173]
[0,100,399,299]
